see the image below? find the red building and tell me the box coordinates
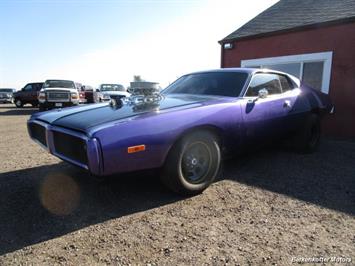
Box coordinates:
[220,0,355,138]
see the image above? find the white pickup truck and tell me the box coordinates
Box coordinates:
[94,84,130,102]
[38,80,80,111]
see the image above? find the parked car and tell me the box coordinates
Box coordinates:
[94,84,129,102]
[28,68,333,195]
[38,79,80,111]
[13,82,44,107]
[0,88,16,103]
[75,82,87,104]
[82,85,94,103]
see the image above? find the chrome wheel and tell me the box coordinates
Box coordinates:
[181,142,212,184]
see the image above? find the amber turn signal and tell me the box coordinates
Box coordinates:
[127,145,146,153]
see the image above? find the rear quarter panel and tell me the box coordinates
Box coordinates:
[280,84,333,134]
[301,84,333,114]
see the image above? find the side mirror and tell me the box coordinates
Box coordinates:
[258,88,268,99]
[21,88,25,91]
[96,89,100,92]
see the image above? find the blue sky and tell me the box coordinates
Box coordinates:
[0,0,278,88]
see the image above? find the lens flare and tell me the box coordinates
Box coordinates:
[40,173,80,216]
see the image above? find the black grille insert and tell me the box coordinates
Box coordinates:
[29,123,47,146]
[53,131,87,165]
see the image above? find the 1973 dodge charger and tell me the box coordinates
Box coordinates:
[28,68,333,195]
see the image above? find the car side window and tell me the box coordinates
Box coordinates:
[24,84,33,91]
[278,75,294,92]
[34,83,42,91]
[245,73,282,97]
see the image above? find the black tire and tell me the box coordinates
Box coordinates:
[160,131,221,195]
[14,99,23,108]
[294,113,321,153]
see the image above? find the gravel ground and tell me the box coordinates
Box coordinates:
[0,104,354,265]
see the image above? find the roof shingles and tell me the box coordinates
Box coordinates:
[221,0,355,42]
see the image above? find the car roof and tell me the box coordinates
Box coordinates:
[44,79,74,82]
[187,68,255,75]
[100,83,123,86]
[187,67,299,75]
[180,67,300,88]
[187,67,299,79]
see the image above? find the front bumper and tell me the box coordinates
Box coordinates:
[27,120,102,175]
[0,97,13,103]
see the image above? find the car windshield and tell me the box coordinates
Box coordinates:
[100,84,125,92]
[0,89,14,92]
[162,72,249,97]
[43,80,75,88]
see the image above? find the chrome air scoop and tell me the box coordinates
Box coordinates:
[110,81,163,111]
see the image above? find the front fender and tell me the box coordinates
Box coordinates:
[92,103,242,175]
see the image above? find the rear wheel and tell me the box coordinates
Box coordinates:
[294,113,321,153]
[161,131,221,195]
[14,99,23,108]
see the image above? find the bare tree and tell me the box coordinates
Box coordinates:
[133,75,143,82]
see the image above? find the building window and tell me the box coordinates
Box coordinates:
[241,51,333,94]
[302,61,324,91]
[264,63,301,79]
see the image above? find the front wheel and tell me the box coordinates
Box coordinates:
[14,99,23,108]
[160,131,221,195]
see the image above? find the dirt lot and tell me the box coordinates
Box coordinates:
[0,103,354,265]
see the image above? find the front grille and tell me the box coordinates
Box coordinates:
[53,131,87,165]
[29,123,47,146]
[47,92,70,101]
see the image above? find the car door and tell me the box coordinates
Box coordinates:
[276,74,303,134]
[31,83,42,102]
[22,84,33,102]
[240,73,290,143]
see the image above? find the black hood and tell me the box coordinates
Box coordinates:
[34,94,221,132]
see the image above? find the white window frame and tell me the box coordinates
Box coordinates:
[241,51,333,94]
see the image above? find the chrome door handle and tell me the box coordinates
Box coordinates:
[283,100,291,108]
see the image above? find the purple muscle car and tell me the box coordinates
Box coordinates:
[27,68,333,195]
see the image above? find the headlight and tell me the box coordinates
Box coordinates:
[71,92,78,100]
[38,92,46,102]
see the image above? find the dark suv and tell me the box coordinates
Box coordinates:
[13,82,44,107]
